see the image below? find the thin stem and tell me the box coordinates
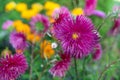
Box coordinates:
[97,12,116,31]
[74,58,78,80]
[82,58,86,80]
[29,44,34,80]
[98,59,120,80]
[68,70,74,79]
[71,0,76,8]
[38,62,50,80]
[75,0,79,7]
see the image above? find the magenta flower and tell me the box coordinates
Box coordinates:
[53,15,100,58]
[2,20,13,30]
[92,43,102,61]
[84,0,106,18]
[108,18,120,36]
[52,7,71,24]
[84,0,97,16]
[49,54,70,77]
[9,31,27,51]
[0,53,28,80]
[30,14,50,32]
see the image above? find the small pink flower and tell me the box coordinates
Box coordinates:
[30,14,50,32]
[2,20,13,30]
[9,31,27,51]
[52,7,71,21]
[0,53,28,80]
[92,43,102,61]
[108,18,120,36]
[84,0,97,16]
[84,0,106,18]
[49,54,70,77]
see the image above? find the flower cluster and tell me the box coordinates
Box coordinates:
[2,0,119,79]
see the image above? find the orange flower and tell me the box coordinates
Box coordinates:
[40,40,55,59]
[27,33,40,43]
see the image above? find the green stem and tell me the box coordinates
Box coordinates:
[38,62,50,80]
[82,58,86,80]
[75,0,79,7]
[29,44,34,80]
[97,12,117,31]
[98,59,120,80]
[68,70,74,79]
[74,58,78,80]
[71,0,76,8]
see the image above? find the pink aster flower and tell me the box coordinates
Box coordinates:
[52,7,71,23]
[30,14,50,32]
[108,18,120,36]
[92,43,102,61]
[0,53,28,80]
[49,54,70,77]
[53,15,100,58]
[2,20,13,30]
[9,31,27,52]
[84,0,106,18]
[52,7,72,34]
[84,0,97,16]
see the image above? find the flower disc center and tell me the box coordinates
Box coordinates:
[72,33,79,40]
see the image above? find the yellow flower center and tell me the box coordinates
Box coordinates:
[72,33,79,40]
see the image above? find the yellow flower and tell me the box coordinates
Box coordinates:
[40,40,55,59]
[5,1,16,11]
[13,20,31,35]
[46,10,55,17]
[27,33,40,43]
[31,3,43,13]
[44,1,60,10]
[71,8,84,16]
[15,3,27,12]
[13,20,23,28]
[44,1,60,16]
[21,9,37,20]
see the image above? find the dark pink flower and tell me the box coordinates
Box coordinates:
[92,43,102,61]
[53,15,100,58]
[84,0,97,16]
[52,7,71,24]
[9,31,27,51]
[108,18,120,36]
[49,54,70,77]
[0,53,28,80]
[2,20,13,30]
[30,14,50,32]
[84,0,106,18]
